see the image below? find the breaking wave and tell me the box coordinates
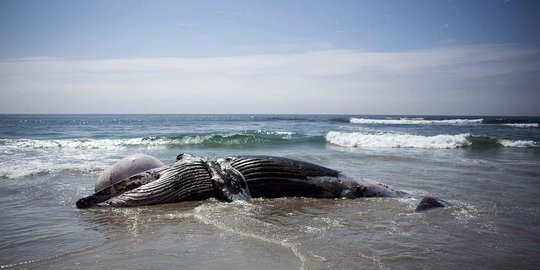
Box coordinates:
[326,132,470,149]
[502,123,539,128]
[499,140,539,148]
[0,131,324,151]
[1,130,537,153]
[0,138,142,150]
[349,117,539,128]
[142,134,281,147]
[350,117,484,125]
[139,130,320,147]
[325,131,539,149]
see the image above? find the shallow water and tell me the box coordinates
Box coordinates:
[1,114,539,269]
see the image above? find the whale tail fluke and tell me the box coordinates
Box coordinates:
[415,196,448,212]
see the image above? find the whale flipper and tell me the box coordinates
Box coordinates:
[415,197,447,212]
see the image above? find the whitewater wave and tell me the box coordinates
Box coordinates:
[326,132,539,149]
[326,132,471,149]
[0,138,143,150]
[503,123,539,128]
[350,117,484,125]
[140,131,305,147]
[499,140,539,148]
[350,117,539,128]
[2,131,536,152]
[0,131,311,151]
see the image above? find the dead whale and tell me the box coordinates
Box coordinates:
[76,154,446,212]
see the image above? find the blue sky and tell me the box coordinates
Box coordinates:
[1,0,539,115]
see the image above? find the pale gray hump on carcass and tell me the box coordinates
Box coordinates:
[95,154,165,193]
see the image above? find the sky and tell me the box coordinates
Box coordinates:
[0,0,539,115]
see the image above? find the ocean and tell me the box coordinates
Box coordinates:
[0,114,539,269]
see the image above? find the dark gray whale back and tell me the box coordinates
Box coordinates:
[228,156,340,198]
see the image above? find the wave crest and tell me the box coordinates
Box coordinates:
[350,117,484,125]
[326,132,471,149]
[503,123,539,128]
[0,138,143,150]
[0,131,311,151]
[326,132,539,149]
[500,140,539,148]
[350,117,539,128]
[142,133,286,146]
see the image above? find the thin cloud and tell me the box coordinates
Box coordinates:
[0,45,539,115]
[176,22,195,28]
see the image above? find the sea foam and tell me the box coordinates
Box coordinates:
[326,132,471,149]
[0,131,298,150]
[350,117,484,125]
[326,132,539,149]
[502,123,539,128]
[499,140,538,148]
[0,138,144,150]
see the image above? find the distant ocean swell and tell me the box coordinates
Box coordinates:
[349,117,539,127]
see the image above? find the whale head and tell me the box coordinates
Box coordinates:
[95,154,165,193]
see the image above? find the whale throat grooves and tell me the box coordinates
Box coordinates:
[101,159,216,207]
